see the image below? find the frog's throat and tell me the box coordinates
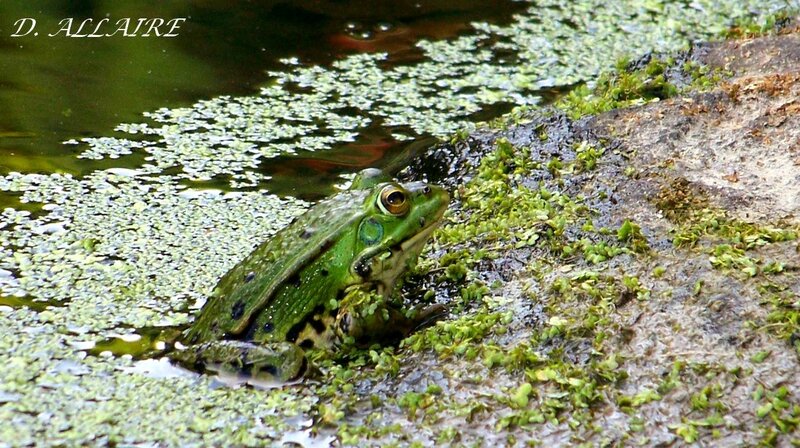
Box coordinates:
[374,217,442,297]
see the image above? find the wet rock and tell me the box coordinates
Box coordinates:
[370,27,800,446]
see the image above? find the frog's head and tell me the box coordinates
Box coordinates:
[351,180,449,295]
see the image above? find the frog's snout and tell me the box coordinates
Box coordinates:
[406,182,450,217]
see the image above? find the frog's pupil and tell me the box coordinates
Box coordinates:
[263,322,274,333]
[387,191,404,205]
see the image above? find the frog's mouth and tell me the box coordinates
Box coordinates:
[399,217,440,254]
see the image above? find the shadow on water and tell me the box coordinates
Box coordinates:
[176,97,522,200]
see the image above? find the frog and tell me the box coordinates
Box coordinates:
[170,168,450,383]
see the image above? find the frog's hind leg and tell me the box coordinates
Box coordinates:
[170,340,306,384]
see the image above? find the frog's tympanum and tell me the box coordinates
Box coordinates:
[171,169,449,382]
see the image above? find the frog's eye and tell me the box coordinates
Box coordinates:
[377,185,409,216]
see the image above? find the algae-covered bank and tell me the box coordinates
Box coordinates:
[388,24,800,445]
[3,3,800,448]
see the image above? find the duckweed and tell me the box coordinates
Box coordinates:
[556,56,679,119]
[66,1,792,188]
[753,385,800,442]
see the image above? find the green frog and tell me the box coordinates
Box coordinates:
[171,169,449,382]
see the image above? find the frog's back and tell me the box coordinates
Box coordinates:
[184,188,370,344]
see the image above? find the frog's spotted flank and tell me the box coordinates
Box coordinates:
[288,273,302,287]
[354,258,372,278]
[230,300,245,320]
[285,320,304,343]
[309,315,326,334]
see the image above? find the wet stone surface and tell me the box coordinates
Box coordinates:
[360,26,800,446]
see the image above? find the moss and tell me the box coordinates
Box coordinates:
[758,281,800,347]
[683,61,732,90]
[574,141,605,172]
[578,239,627,264]
[431,138,613,269]
[671,208,796,250]
[617,388,661,410]
[654,363,751,443]
[435,138,575,250]
[555,56,679,120]
[753,384,800,442]
[397,391,427,419]
[724,10,794,39]
[617,219,650,253]
[403,310,507,358]
[655,177,798,285]
[6,3,800,446]
[337,422,404,446]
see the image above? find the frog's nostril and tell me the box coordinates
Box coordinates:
[422,186,431,194]
[419,217,426,227]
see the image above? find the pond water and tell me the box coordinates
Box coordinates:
[3,1,792,199]
[0,0,526,197]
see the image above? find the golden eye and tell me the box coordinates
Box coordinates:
[377,185,409,216]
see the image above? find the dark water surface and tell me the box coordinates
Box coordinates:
[0,1,526,182]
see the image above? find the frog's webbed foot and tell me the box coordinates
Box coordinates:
[170,340,306,384]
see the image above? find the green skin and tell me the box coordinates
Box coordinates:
[171,169,450,382]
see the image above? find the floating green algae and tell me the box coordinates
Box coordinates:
[74,0,798,187]
[0,307,318,446]
[0,170,308,332]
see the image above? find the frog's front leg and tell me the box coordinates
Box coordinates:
[170,340,306,383]
[336,287,447,346]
